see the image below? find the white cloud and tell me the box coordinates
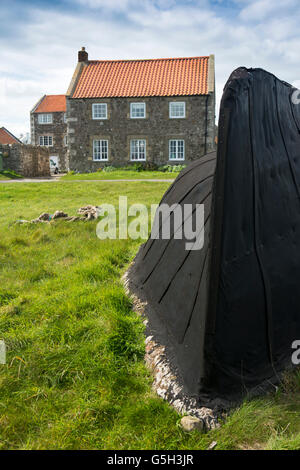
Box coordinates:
[239,0,298,21]
[74,0,132,10]
[1,0,300,136]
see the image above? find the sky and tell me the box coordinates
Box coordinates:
[1,0,300,137]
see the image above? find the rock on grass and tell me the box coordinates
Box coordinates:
[180,416,204,432]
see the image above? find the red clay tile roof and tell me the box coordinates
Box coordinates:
[34,95,66,113]
[0,127,21,145]
[72,57,209,98]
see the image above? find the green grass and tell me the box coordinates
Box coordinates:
[0,170,23,180]
[0,181,300,450]
[61,170,176,180]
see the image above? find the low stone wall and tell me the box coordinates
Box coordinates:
[1,144,50,177]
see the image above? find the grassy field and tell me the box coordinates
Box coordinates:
[61,170,176,180]
[0,180,300,450]
[0,170,23,180]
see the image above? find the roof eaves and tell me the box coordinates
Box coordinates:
[73,92,209,98]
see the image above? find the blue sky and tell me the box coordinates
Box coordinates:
[1,0,300,137]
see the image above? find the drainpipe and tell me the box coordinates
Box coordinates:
[204,95,209,155]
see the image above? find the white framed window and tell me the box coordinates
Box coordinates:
[63,113,67,123]
[169,102,186,118]
[169,139,185,160]
[38,113,52,124]
[39,136,53,147]
[130,103,146,119]
[93,140,108,161]
[92,103,107,119]
[130,139,146,161]
[64,135,68,147]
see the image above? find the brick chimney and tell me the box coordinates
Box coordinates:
[78,47,88,63]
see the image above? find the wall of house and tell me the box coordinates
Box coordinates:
[67,94,215,172]
[1,144,50,177]
[31,111,68,171]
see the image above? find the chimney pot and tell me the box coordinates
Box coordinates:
[78,47,88,63]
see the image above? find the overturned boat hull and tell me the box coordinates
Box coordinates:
[127,67,300,401]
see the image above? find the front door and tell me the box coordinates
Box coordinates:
[50,156,59,174]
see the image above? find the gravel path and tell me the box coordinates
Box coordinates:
[0,177,174,184]
[0,176,174,183]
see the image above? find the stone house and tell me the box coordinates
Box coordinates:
[66,48,215,172]
[30,95,67,171]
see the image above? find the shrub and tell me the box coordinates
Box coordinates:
[102,166,117,172]
[130,163,144,172]
[157,164,186,173]
[0,169,23,179]
[144,162,158,171]
[172,164,186,172]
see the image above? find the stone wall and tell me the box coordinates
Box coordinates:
[67,94,215,172]
[31,111,68,171]
[1,144,50,177]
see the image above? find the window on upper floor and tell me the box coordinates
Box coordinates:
[64,113,67,123]
[130,103,146,119]
[92,103,107,119]
[38,113,53,124]
[93,140,108,161]
[39,136,53,147]
[64,135,68,147]
[130,139,146,161]
[169,139,185,160]
[169,102,186,118]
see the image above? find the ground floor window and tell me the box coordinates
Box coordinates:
[39,136,53,146]
[93,139,108,161]
[130,139,146,161]
[169,139,185,160]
